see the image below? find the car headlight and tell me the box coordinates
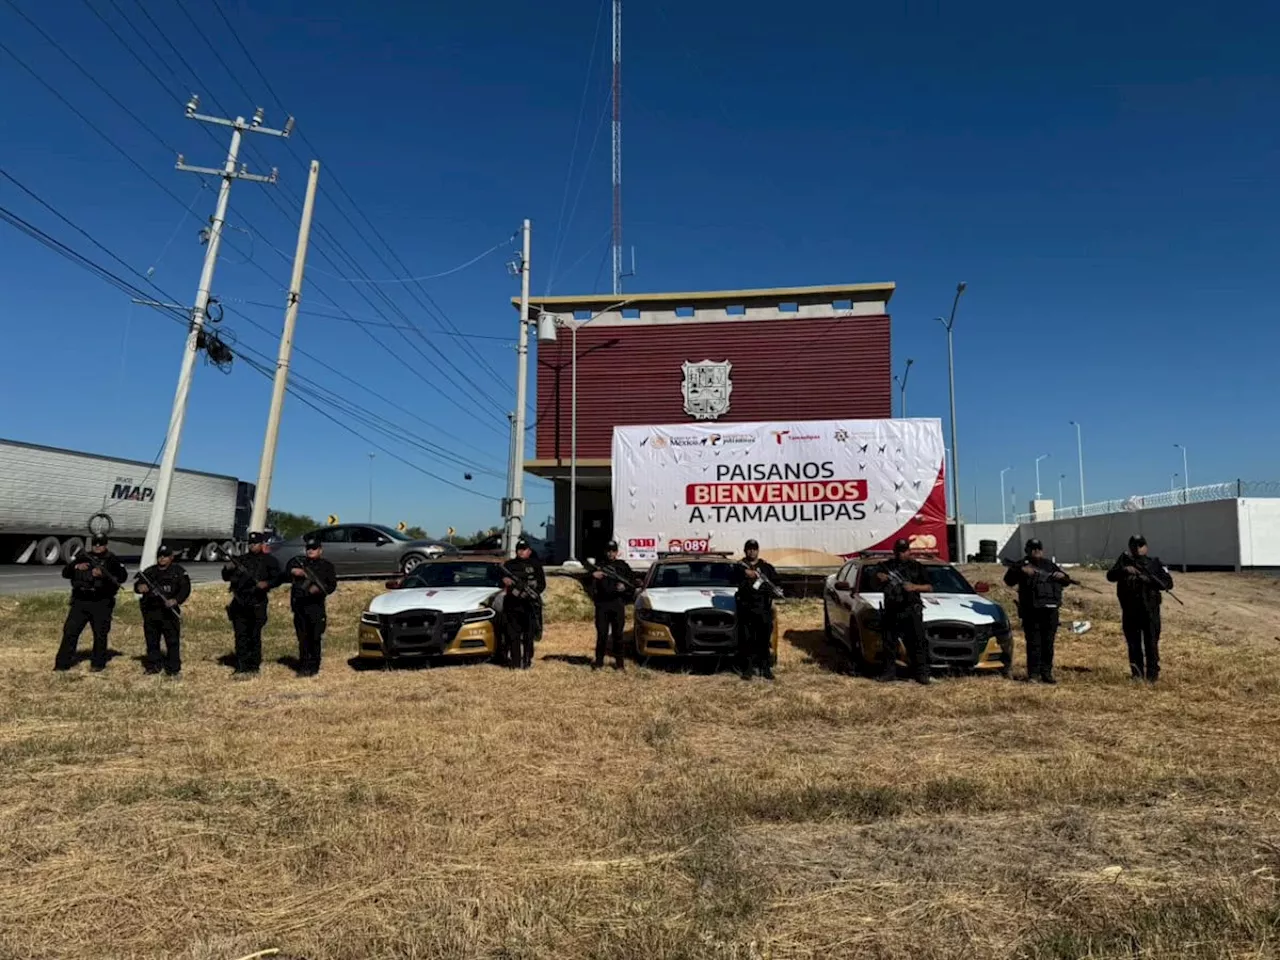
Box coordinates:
[360,611,380,626]
[463,608,495,623]
[637,607,672,624]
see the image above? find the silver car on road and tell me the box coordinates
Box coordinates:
[273,524,459,577]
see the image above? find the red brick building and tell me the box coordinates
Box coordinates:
[516,282,895,561]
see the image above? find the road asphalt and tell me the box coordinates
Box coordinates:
[0,560,225,596]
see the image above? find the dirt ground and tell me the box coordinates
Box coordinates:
[1,565,1279,959]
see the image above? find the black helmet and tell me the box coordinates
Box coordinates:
[893,538,911,553]
[1025,538,1044,553]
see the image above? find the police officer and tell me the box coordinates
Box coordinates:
[872,538,933,684]
[501,538,546,669]
[221,531,282,676]
[54,533,128,672]
[134,544,191,676]
[589,540,635,671]
[1002,538,1068,683]
[732,539,780,681]
[282,536,338,676]
[1107,535,1174,682]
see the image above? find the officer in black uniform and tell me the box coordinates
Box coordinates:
[55,533,128,672]
[589,540,635,671]
[1002,538,1068,683]
[872,538,933,684]
[221,531,282,676]
[134,544,192,676]
[501,538,546,669]
[282,536,338,676]
[1107,535,1175,682]
[731,538,780,681]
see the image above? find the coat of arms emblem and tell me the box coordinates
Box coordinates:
[681,360,732,420]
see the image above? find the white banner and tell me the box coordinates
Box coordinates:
[611,418,948,566]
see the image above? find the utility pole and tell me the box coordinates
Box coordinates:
[502,412,516,556]
[1069,420,1085,508]
[141,98,291,570]
[937,281,967,560]
[249,160,320,533]
[507,219,532,557]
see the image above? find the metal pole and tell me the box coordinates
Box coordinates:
[611,0,623,295]
[570,321,579,563]
[1058,474,1065,510]
[893,357,913,418]
[1000,467,1011,524]
[938,282,966,560]
[1070,420,1085,508]
[508,219,532,556]
[502,412,516,555]
[368,453,374,521]
[249,160,320,533]
[1178,444,1189,499]
[1035,454,1049,499]
[141,101,290,569]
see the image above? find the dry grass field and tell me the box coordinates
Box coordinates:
[2,565,1280,959]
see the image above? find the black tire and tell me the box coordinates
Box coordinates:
[823,602,835,643]
[400,552,431,575]
[36,536,61,566]
[60,537,84,564]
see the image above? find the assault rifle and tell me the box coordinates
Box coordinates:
[214,547,273,595]
[75,550,125,588]
[497,563,542,602]
[1120,561,1185,606]
[1002,559,1102,594]
[736,560,785,600]
[135,567,182,620]
[287,556,329,597]
[583,557,638,596]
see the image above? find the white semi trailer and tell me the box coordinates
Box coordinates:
[0,438,256,565]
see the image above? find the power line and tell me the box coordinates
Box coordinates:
[233,299,514,340]
[204,0,514,386]
[257,230,515,285]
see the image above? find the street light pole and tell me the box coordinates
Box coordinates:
[1000,466,1012,524]
[937,282,967,559]
[1069,420,1085,509]
[1170,472,1179,493]
[893,357,913,418]
[1174,444,1189,502]
[1035,454,1049,499]
[1058,474,1065,511]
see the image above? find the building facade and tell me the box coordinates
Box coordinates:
[518,282,895,562]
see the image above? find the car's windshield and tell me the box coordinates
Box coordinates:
[370,524,412,541]
[648,561,737,589]
[402,562,503,588]
[858,563,974,595]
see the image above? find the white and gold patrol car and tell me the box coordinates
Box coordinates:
[357,557,506,663]
[633,554,780,664]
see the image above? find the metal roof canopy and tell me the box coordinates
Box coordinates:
[510,281,896,312]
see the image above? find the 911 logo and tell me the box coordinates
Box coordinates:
[908,534,938,550]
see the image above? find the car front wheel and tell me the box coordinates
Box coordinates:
[400,553,428,574]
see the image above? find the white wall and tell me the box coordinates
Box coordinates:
[1020,499,1241,569]
[1237,499,1280,567]
[961,523,1019,561]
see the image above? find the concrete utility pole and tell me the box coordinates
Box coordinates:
[507,219,532,557]
[249,160,320,534]
[142,98,292,570]
[502,412,517,556]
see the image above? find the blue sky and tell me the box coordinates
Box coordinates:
[2,0,1278,533]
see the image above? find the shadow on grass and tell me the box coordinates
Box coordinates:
[784,627,855,675]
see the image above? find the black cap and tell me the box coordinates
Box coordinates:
[516,538,531,550]
[157,545,173,558]
[1026,538,1044,552]
[893,538,911,552]
[744,539,759,550]
[1129,535,1147,549]
[91,534,108,547]
[304,537,321,550]
[606,540,618,551]
[248,531,266,544]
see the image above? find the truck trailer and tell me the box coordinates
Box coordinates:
[611,418,950,567]
[0,438,255,565]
